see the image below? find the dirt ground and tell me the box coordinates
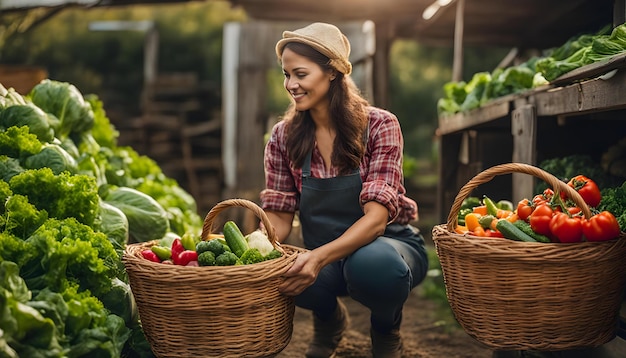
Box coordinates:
[275,276,494,358]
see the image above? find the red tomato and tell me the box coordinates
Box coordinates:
[532,196,545,206]
[549,212,583,243]
[532,188,565,207]
[516,198,534,221]
[567,206,582,216]
[567,175,602,207]
[529,204,554,237]
[543,188,555,200]
[582,211,621,242]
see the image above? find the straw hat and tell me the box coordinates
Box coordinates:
[275,22,352,75]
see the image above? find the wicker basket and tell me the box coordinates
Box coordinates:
[432,163,626,351]
[123,198,306,358]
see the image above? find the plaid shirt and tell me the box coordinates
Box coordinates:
[260,106,418,225]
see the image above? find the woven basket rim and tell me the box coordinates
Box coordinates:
[123,240,305,279]
[122,198,309,281]
[432,223,626,261]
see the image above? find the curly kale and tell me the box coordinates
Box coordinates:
[23,217,119,297]
[239,248,265,265]
[9,168,100,227]
[598,181,626,232]
[537,155,622,193]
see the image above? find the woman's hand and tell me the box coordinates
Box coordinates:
[278,250,323,296]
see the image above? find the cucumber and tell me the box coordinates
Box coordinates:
[495,219,537,243]
[223,221,249,257]
[512,220,551,243]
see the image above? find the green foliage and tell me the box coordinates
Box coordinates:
[0,126,42,161]
[537,154,623,193]
[1,3,246,112]
[9,167,100,227]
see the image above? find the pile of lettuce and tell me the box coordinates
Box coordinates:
[0,79,203,357]
[438,22,626,116]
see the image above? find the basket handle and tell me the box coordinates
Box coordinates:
[446,163,592,232]
[201,198,282,251]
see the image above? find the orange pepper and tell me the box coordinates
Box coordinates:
[473,205,488,216]
[505,213,519,222]
[454,225,468,234]
[489,218,498,231]
[472,226,486,237]
[496,209,513,219]
[465,213,481,232]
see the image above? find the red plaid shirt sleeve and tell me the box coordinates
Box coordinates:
[360,108,417,224]
[260,107,418,224]
[260,120,300,212]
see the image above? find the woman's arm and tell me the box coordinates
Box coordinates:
[312,200,388,266]
[265,210,295,243]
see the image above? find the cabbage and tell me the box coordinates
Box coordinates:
[102,186,170,243]
[28,79,94,140]
[23,143,77,175]
[0,156,24,183]
[95,201,129,249]
[0,104,55,142]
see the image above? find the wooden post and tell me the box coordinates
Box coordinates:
[373,21,392,108]
[144,25,158,85]
[511,104,537,203]
[222,22,240,194]
[452,0,465,82]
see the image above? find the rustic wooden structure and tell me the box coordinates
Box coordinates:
[131,72,223,215]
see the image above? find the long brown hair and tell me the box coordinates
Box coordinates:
[282,42,369,175]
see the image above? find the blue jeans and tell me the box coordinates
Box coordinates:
[295,224,429,332]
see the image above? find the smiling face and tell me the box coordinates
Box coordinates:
[281,47,335,113]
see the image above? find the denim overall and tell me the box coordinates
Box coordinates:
[297,150,428,331]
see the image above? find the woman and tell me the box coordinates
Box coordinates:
[260,22,428,358]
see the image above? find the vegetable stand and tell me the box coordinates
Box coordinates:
[437,57,626,221]
[432,163,626,351]
[123,199,306,358]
